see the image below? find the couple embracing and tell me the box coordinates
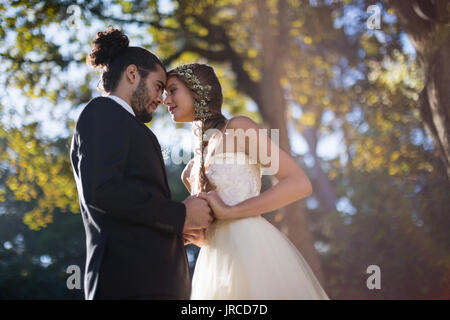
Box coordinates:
[70,26,329,300]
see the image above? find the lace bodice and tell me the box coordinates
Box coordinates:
[184,151,262,206]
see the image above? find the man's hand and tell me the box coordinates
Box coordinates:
[182,195,213,230]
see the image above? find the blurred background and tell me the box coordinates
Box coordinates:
[0,0,449,299]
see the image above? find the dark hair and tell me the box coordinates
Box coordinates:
[86,26,166,93]
[167,63,226,193]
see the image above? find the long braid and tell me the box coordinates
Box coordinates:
[199,121,207,192]
[194,115,227,193]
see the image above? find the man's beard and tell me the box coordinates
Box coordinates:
[130,79,153,123]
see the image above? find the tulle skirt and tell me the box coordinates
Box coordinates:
[190,215,330,300]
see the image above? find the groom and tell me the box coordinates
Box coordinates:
[70,28,212,300]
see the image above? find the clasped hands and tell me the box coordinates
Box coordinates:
[182,191,233,247]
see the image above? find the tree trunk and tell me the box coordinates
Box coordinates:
[303,127,338,212]
[243,0,326,285]
[388,0,450,179]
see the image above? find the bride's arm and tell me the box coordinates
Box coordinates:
[200,116,312,220]
[181,159,207,246]
[181,159,194,194]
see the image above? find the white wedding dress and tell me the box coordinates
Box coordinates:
[184,143,329,300]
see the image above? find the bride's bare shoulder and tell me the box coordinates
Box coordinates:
[226,115,261,131]
[182,158,195,179]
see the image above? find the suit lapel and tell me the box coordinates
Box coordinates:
[133,119,172,198]
[107,99,171,198]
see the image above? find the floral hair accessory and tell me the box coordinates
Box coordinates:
[171,64,213,121]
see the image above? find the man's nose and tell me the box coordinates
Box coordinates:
[155,93,163,105]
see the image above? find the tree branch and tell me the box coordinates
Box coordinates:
[88,6,178,32]
[186,14,261,104]
[0,53,79,68]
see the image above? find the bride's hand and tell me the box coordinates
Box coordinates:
[183,228,206,247]
[198,191,234,220]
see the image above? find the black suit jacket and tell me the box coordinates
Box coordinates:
[70,96,190,299]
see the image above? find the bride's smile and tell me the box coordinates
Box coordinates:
[168,105,177,113]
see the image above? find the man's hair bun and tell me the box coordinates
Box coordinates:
[86,26,129,68]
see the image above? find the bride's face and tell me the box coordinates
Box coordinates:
[164,76,195,122]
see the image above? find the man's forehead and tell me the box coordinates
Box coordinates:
[148,68,166,84]
[150,64,166,79]
[157,67,167,82]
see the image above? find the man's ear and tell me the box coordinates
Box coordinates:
[125,64,139,84]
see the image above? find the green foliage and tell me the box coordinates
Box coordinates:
[0,124,78,230]
[0,0,449,299]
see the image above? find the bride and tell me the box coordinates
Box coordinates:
[164,63,329,300]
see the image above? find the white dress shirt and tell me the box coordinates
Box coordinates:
[105,95,135,117]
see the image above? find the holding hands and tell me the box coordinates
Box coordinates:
[183,191,234,246]
[197,191,234,220]
[182,195,213,230]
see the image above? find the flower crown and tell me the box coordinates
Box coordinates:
[171,64,213,121]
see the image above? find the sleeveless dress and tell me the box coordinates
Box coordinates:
[184,125,329,300]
